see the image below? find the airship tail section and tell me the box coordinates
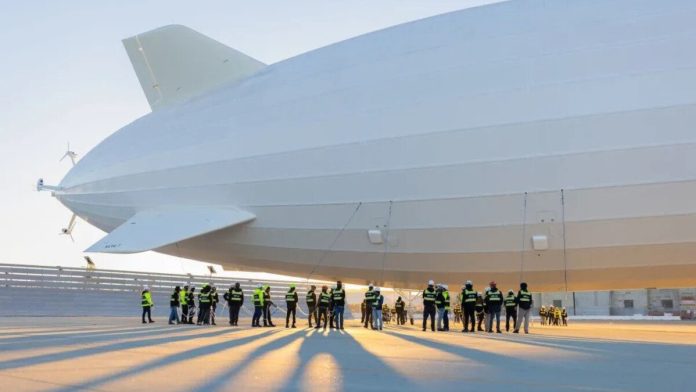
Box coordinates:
[85,206,255,254]
[122,24,266,111]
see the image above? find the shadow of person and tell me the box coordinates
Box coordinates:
[48,329,279,392]
[191,328,412,391]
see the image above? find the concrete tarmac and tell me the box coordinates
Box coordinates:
[0,317,694,391]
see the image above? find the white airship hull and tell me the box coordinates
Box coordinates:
[54,0,696,290]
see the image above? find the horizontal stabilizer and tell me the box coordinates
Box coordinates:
[122,24,266,111]
[86,206,255,254]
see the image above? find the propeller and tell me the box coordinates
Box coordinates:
[59,214,77,242]
[59,142,78,166]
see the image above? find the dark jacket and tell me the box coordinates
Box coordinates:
[485,288,503,312]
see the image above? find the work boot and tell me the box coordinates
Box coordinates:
[513,330,519,334]
[292,324,296,328]
[497,330,502,333]
[422,327,426,331]
[142,321,147,324]
[149,320,155,323]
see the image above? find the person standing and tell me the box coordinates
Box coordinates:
[504,289,517,332]
[306,285,318,328]
[422,280,437,332]
[539,306,547,326]
[442,284,451,331]
[395,296,405,325]
[169,286,181,325]
[475,294,485,331]
[332,281,346,330]
[180,285,188,326]
[210,286,219,325]
[263,285,276,327]
[460,281,477,333]
[197,284,212,325]
[485,281,503,333]
[361,300,367,324]
[224,283,244,326]
[328,288,335,329]
[562,307,568,326]
[141,286,154,324]
[315,285,331,330]
[285,284,299,328]
[514,282,533,333]
[364,285,375,329]
[252,284,264,327]
[372,287,384,331]
[186,287,196,324]
[436,284,446,331]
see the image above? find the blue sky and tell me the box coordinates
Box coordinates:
[0,0,500,275]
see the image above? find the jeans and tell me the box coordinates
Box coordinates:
[372,309,383,330]
[333,305,345,329]
[487,310,501,332]
[437,307,445,330]
[252,306,263,326]
[169,306,180,324]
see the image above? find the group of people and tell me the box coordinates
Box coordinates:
[421,280,533,334]
[540,305,568,326]
[142,279,537,335]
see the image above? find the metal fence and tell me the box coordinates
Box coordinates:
[0,263,345,319]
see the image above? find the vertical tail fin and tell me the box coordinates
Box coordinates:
[122,25,266,111]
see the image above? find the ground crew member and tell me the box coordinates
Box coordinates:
[180,285,188,325]
[333,281,346,330]
[252,284,264,327]
[210,285,219,325]
[460,281,477,333]
[316,285,331,330]
[483,287,491,330]
[443,284,451,331]
[539,306,547,326]
[554,306,562,326]
[475,294,485,331]
[485,281,503,333]
[306,285,318,328]
[285,284,299,328]
[197,284,212,325]
[562,307,568,326]
[372,287,384,330]
[504,289,517,332]
[364,285,375,329]
[514,282,533,334]
[169,286,181,325]
[263,285,276,327]
[436,284,450,331]
[224,283,244,326]
[141,285,154,324]
[395,296,405,325]
[186,287,196,324]
[328,288,335,329]
[361,300,367,324]
[422,280,437,332]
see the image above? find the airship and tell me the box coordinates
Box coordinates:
[39,0,696,291]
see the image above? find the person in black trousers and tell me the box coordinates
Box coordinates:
[422,280,437,331]
[285,284,299,328]
[460,281,477,332]
[224,283,244,326]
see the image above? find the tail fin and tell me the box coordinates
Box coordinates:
[122,25,265,111]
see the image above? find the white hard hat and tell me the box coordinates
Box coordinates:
[428,280,434,285]
[443,284,448,290]
[257,283,263,288]
[143,285,150,290]
[374,287,381,292]
[466,280,472,285]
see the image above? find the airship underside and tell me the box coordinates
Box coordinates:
[50,0,696,290]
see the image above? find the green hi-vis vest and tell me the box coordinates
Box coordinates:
[365,290,375,302]
[333,288,344,301]
[487,290,502,302]
[230,288,243,301]
[372,295,383,309]
[443,291,451,310]
[141,291,152,307]
[518,290,532,303]
[285,290,297,303]
[199,292,211,304]
[423,288,436,303]
[395,300,404,309]
[306,291,316,304]
[505,294,517,308]
[319,292,331,305]
[179,290,187,305]
[462,289,477,303]
[253,289,263,306]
